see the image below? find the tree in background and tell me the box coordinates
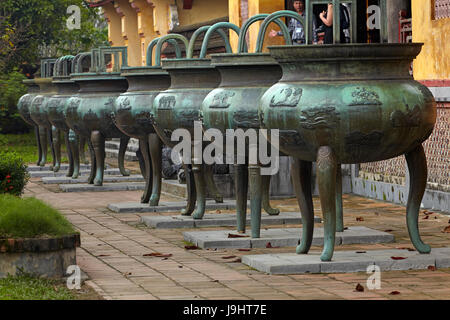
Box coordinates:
[0,0,108,133]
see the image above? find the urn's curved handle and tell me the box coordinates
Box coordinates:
[146,38,183,66]
[154,34,190,67]
[255,10,307,52]
[71,52,92,74]
[187,25,232,58]
[199,22,242,58]
[55,55,75,77]
[238,14,291,53]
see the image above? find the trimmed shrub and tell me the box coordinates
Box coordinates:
[0,151,29,196]
[0,194,76,238]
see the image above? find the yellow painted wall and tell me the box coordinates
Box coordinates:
[103,2,124,47]
[115,0,141,66]
[412,0,450,80]
[176,0,229,26]
[132,0,158,65]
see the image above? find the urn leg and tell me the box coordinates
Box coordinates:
[204,165,224,203]
[48,127,56,170]
[181,164,196,216]
[91,131,105,186]
[38,126,48,167]
[317,146,337,262]
[35,126,42,166]
[234,164,248,233]
[336,165,344,232]
[52,126,61,172]
[405,145,431,254]
[135,142,146,180]
[192,163,206,220]
[262,175,280,216]
[249,164,263,238]
[68,130,80,179]
[139,138,152,204]
[87,139,96,184]
[118,136,130,177]
[79,136,88,165]
[148,134,162,206]
[64,132,74,178]
[291,158,315,255]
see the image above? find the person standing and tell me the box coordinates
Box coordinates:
[269,0,318,45]
[319,2,350,44]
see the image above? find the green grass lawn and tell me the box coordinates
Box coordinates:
[0,132,68,164]
[0,194,77,238]
[0,275,76,300]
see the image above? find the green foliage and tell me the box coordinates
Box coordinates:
[0,132,68,164]
[0,151,29,197]
[0,0,108,74]
[0,194,76,238]
[0,70,29,134]
[0,274,75,300]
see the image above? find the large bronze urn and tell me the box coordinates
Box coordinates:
[29,59,58,168]
[66,47,131,186]
[260,42,436,261]
[46,56,81,177]
[17,78,42,166]
[152,33,227,217]
[113,38,172,205]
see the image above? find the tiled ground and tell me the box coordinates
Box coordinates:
[24,170,450,300]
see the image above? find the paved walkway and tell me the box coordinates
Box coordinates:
[24,174,450,300]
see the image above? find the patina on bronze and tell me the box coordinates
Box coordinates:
[113,38,176,205]
[66,47,131,186]
[152,32,229,217]
[259,4,436,261]
[17,78,42,166]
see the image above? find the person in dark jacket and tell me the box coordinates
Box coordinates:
[269,0,318,45]
[319,2,350,44]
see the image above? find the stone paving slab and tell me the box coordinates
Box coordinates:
[59,182,146,192]
[140,211,321,229]
[27,164,95,172]
[108,200,239,214]
[30,168,120,178]
[183,226,394,249]
[42,174,144,184]
[242,247,450,274]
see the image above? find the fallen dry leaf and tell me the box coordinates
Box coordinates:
[356,251,366,254]
[238,249,251,252]
[266,242,280,248]
[442,226,450,233]
[384,229,394,232]
[184,245,199,250]
[355,283,364,292]
[228,233,249,238]
[389,291,401,295]
[222,255,237,259]
[216,210,221,214]
[427,265,437,271]
[97,254,110,257]
[424,211,434,215]
[344,227,349,230]
[143,253,173,258]
[230,258,242,263]
[423,215,429,220]
[356,217,364,222]
[391,256,407,260]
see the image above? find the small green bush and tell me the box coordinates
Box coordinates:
[0,151,29,196]
[0,194,76,238]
